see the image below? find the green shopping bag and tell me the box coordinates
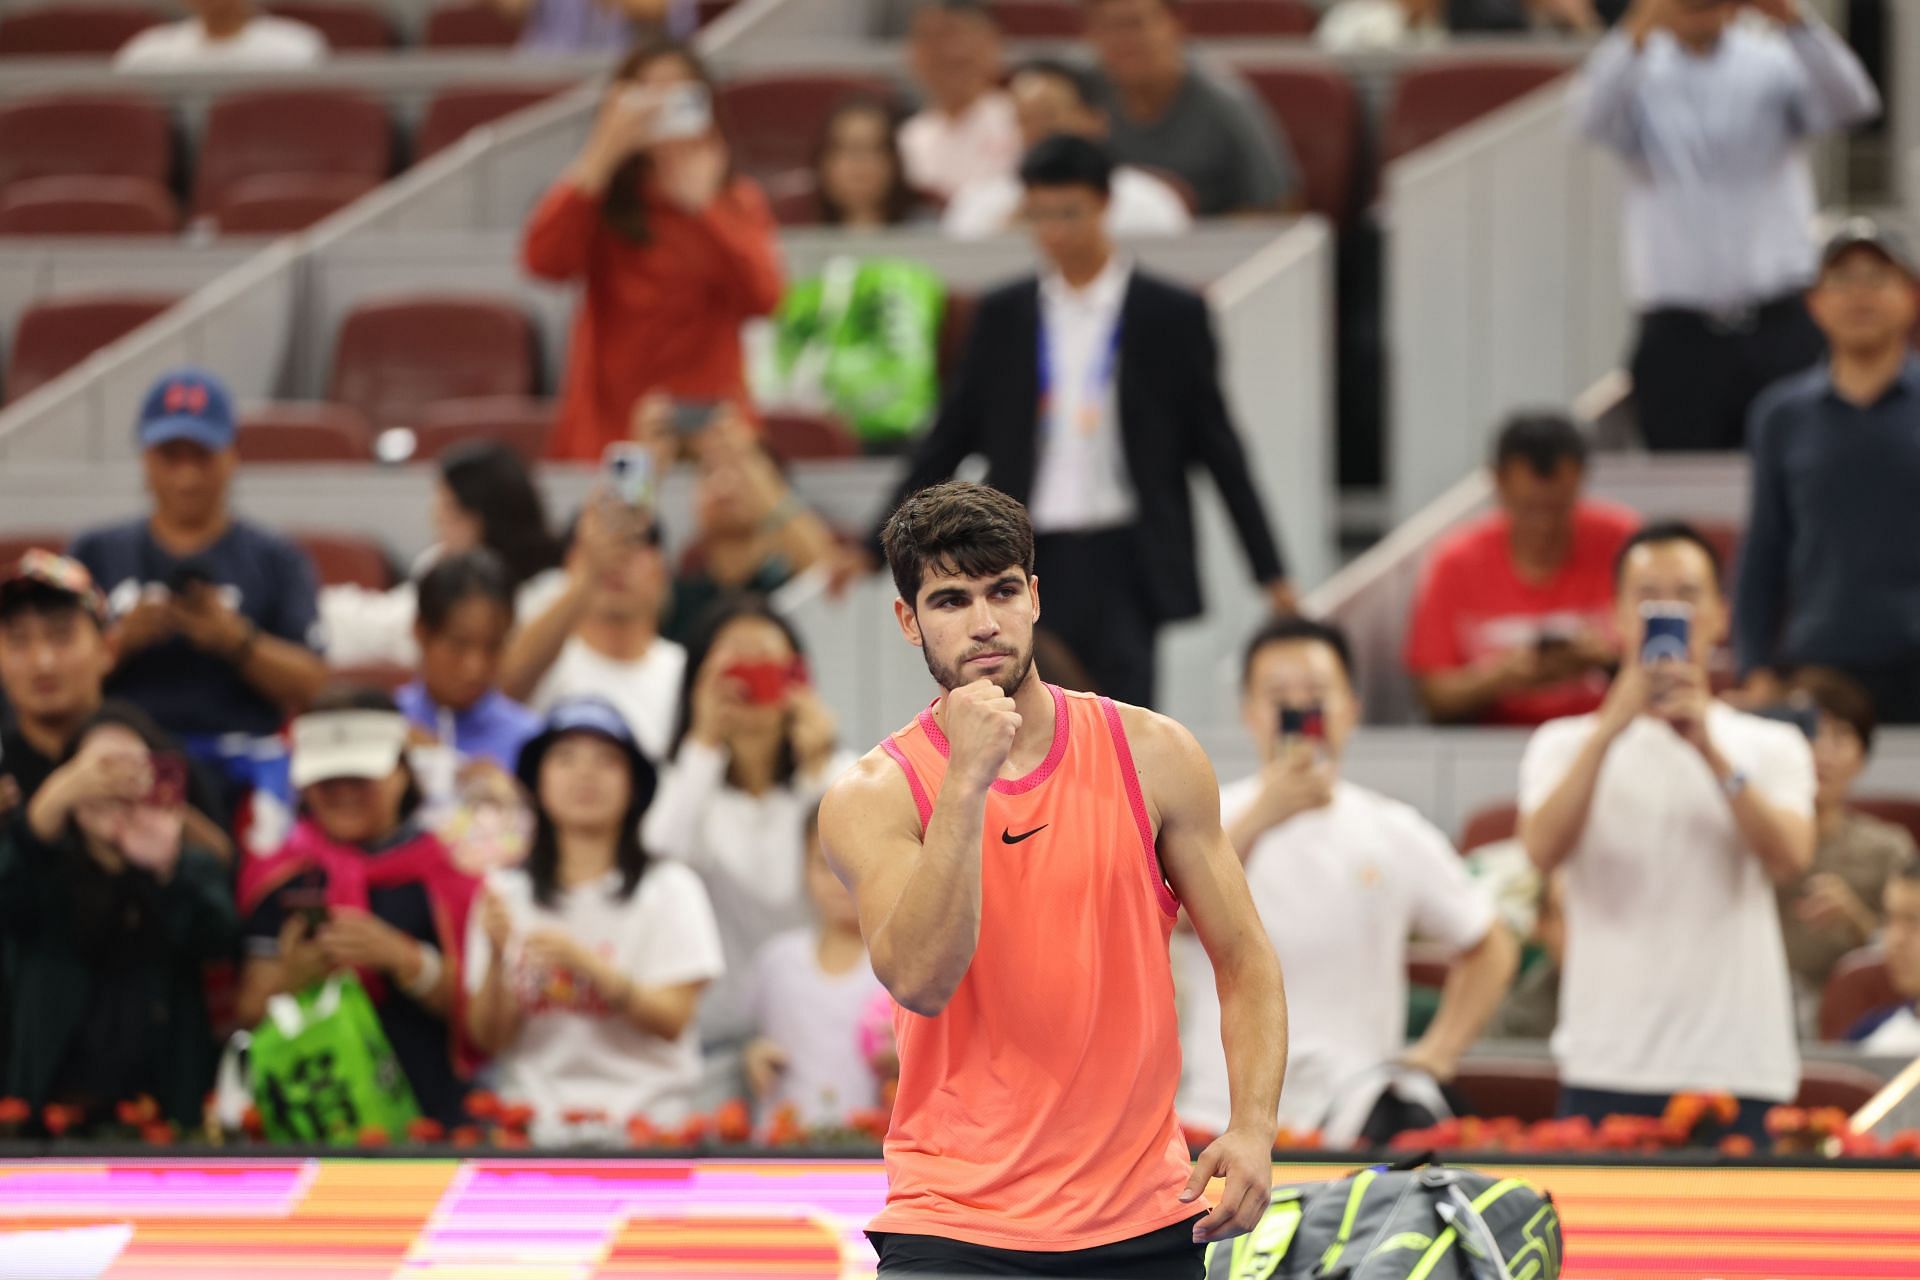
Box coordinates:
[248,973,421,1144]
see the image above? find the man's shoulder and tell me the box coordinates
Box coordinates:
[1525,712,1600,754]
[1707,700,1809,755]
[1748,366,1831,444]
[978,277,1042,312]
[820,745,920,828]
[254,14,326,46]
[68,519,144,565]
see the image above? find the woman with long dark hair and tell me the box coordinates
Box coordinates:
[466,696,722,1144]
[524,37,784,462]
[812,97,923,229]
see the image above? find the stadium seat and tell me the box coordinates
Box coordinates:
[415,85,568,163]
[0,4,161,56]
[763,411,859,463]
[768,182,826,227]
[1793,1061,1885,1113]
[0,531,66,568]
[423,1,521,48]
[328,295,537,431]
[1694,519,1743,582]
[1451,1058,1559,1123]
[0,175,178,236]
[0,93,172,192]
[1855,797,1920,848]
[236,402,377,463]
[264,1,393,49]
[937,290,977,385]
[296,531,395,590]
[1382,60,1570,164]
[412,395,554,462]
[212,172,380,235]
[5,293,177,403]
[194,88,392,217]
[988,1,1080,36]
[1239,65,1363,223]
[1818,947,1901,1042]
[1181,0,1317,36]
[1459,801,1520,854]
[717,73,898,184]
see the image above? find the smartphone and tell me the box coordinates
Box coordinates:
[165,562,216,596]
[725,659,801,706]
[600,442,655,510]
[1278,704,1326,743]
[1756,702,1820,741]
[144,753,188,809]
[1638,602,1692,666]
[669,399,721,436]
[648,83,712,141]
[283,866,330,932]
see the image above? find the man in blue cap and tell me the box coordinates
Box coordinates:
[69,367,327,825]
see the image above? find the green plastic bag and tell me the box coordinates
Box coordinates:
[248,973,421,1144]
[766,256,945,445]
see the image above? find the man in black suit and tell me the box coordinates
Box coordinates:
[845,134,1292,708]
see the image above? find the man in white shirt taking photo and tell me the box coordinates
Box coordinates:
[1521,521,1815,1142]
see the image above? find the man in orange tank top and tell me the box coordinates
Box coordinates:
[820,481,1288,1277]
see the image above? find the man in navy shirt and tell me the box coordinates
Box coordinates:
[70,368,328,771]
[1736,220,1920,723]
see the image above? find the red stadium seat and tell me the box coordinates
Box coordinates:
[763,411,859,463]
[328,295,537,431]
[212,172,380,234]
[0,531,66,568]
[1855,797,1920,848]
[1819,947,1902,1042]
[1693,519,1743,582]
[236,402,376,463]
[0,175,178,236]
[5,292,177,403]
[767,174,826,227]
[296,531,395,590]
[415,85,568,163]
[0,93,171,191]
[0,4,162,56]
[412,395,554,462]
[1182,0,1317,36]
[194,88,391,216]
[717,73,898,184]
[937,290,977,386]
[1239,65,1363,223]
[1793,1061,1885,1113]
[1451,1058,1560,1123]
[1382,60,1569,164]
[264,1,393,49]
[423,1,521,48]
[988,1,1080,36]
[1459,801,1520,854]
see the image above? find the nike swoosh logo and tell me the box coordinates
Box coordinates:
[1001,825,1048,845]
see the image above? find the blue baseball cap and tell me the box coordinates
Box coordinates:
[135,366,235,452]
[515,695,657,812]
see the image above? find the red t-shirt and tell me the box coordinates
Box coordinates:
[1405,501,1641,726]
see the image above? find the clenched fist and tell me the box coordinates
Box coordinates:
[945,678,1021,793]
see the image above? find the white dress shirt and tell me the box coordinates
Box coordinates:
[1028,256,1139,535]
[942,166,1192,240]
[900,92,1023,201]
[115,17,326,69]
[1572,12,1879,311]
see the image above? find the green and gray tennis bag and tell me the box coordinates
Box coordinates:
[1204,1160,1562,1280]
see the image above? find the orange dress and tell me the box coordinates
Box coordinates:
[871,684,1195,1251]
[521,175,783,462]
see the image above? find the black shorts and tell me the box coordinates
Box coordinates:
[869,1216,1206,1277]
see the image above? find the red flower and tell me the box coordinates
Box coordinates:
[672,1114,712,1149]
[761,1104,805,1148]
[406,1118,447,1144]
[450,1125,485,1148]
[464,1091,502,1122]
[0,1098,31,1127]
[42,1104,83,1138]
[116,1096,160,1128]
[491,1127,531,1150]
[496,1102,535,1132]
[1808,1108,1850,1139]
[847,1108,890,1142]
[140,1122,175,1147]
[1718,1135,1755,1157]
[716,1100,753,1144]
[626,1116,660,1148]
[1766,1106,1808,1138]
[563,1108,608,1128]
[241,1106,265,1140]
[357,1125,391,1147]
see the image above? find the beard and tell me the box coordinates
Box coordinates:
[922,637,1036,698]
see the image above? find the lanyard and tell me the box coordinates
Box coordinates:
[1036,311,1122,438]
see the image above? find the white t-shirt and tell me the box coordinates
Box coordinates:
[464,862,724,1144]
[1028,257,1138,535]
[1175,778,1496,1134]
[1860,1005,1920,1056]
[750,928,887,1126]
[115,17,327,70]
[1518,704,1814,1101]
[529,634,687,763]
[900,92,1023,200]
[642,742,856,1043]
[942,166,1193,240]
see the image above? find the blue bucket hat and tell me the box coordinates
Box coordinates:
[515,696,658,814]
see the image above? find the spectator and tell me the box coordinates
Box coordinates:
[812,98,926,230]
[1175,616,1517,1143]
[944,59,1191,241]
[1487,871,1565,1040]
[71,369,327,817]
[395,551,541,775]
[1405,414,1639,726]
[115,0,325,69]
[899,0,1022,201]
[1318,0,1599,50]
[236,689,480,1126]
[3,702,235,1130]
[1846,860,1920,1054]
[1084,0,1298,216]
[642,596,851,1047]
[499,500,687,762]
[743,803,891,1126]
[1775,668,1916,1030]
[0,553,113,812]
[524,39,784,463]
[503,0,696,56]
[650,406,839,644]
[466,697,722,1144]
[1572,0,1879,450]
[1520,522,1815,1142]
[845,135,1292,708]
[323,441,565,670]
[1736,220,1920,723]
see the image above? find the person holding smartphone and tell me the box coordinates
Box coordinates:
[1519,522,1816,1142]
[642,594,853,1054]
[524,37,783,463]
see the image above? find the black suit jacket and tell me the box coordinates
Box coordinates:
[872,269,1286,623]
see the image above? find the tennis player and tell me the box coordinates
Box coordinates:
[819,481,1287,1277]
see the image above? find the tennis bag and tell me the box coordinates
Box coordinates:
[1204,1159,1562,1280]
[247,973,421,1144]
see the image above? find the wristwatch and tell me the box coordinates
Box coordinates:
[1720,769,1749,799]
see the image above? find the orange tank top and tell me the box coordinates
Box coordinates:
[870,683,1194,1251]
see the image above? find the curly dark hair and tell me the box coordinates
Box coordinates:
[881,481,1035,608]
